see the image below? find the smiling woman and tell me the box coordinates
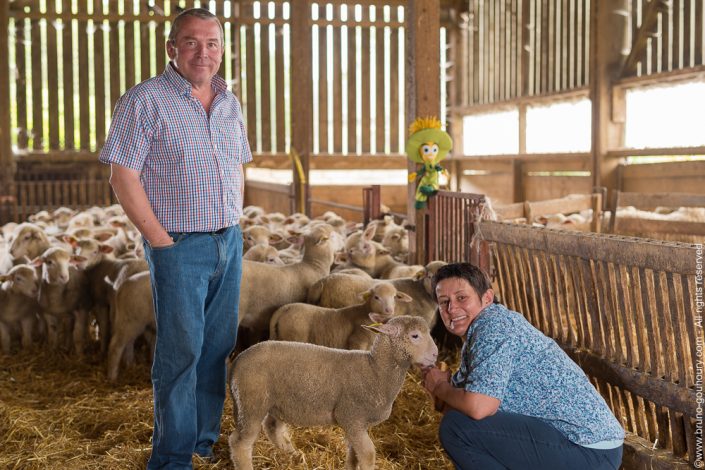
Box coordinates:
[422,263,625,470]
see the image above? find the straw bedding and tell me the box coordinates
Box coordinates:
[0,348,455,469]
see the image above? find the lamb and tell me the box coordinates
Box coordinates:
[105,270,155,382]
[339,224,422,279]
[8,223,52,265]
[269,283,413,350]
[242,244,285,265]
[237,223,336,349]
[368,214,403,242]
[71,238,148,354]
[381,225,409,262]
[242,225,283,251]
[227,315,438,470]
[0,264,40,353]
[308,260,447,328]
[34,247,91,355]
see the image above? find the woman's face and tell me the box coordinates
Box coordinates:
[435,277,494,337]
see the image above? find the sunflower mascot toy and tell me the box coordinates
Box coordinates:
[406,117,453,209]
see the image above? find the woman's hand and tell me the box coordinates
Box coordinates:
[422,366,451,412]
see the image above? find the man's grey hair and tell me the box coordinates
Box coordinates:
[168,8,224,45]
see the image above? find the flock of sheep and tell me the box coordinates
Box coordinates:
[0,204,446,469]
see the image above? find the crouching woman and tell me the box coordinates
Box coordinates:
[422,263,623,470]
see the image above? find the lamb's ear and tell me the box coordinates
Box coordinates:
[93,231,113,242]
[31,256,44,267]
[357,289,372,302]
[286,234,304,246]
[0,274,9,283]
[99,244,114,254]
[62,234,79,247]
[269,233,284,245]
[362,224,376,241]
[368,312,392,324]
[362,316,401,336]
[376,246,391,256]
[413,269,426,280]
[395,292,413,303]
[315,235,330,246]
[334,251,349,264]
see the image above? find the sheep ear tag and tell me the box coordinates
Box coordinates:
[363,322,401,337]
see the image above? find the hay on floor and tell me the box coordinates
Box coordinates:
[0,349,455,469]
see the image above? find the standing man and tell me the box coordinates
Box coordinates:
[100,8,251,469]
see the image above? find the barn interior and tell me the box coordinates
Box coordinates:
[0,0,704,469]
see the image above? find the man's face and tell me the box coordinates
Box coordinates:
[167,16,223,88]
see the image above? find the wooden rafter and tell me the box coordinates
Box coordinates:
[621,0,670,78]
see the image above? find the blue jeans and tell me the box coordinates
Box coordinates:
[144,225,243,469]
[439,410,623,470]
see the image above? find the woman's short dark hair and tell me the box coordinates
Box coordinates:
[168,8,223,44]
[431,263,493,301]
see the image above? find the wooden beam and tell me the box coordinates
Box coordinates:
[615,191,705,209]
[480,220,696,274]
[621,0,670,78]
[564,347,696,417]
[451,87,590,116]
[590,0,628,192]
[0,0,12,191]
[622,433,692,469]
[406,0,442,264]
[290,0,313,215]
[615,64,705,90]
[607,146,705,158]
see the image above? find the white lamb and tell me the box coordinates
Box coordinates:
[227,315,438,470]
[269,282,412,350]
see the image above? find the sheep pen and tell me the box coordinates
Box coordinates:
[0,348,455,469]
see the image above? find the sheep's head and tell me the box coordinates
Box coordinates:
[1,264,39,298]
[365,315,438,369]
[360,283,412,317]
[9,223,51,261]
[382,227,408,254]
[243,244,284,265]
[344,225,378,269]
[32,247,79,285]
[71,238,114,270]
[417,260,448,295]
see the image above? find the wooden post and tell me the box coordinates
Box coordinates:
[290,0,313,216]
[0,1,13,194]
[590,0,628,192]
[406,0,441,264]
[516,101,527,203]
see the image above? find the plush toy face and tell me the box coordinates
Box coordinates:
[420,142,440,164]
[406,127,452,165]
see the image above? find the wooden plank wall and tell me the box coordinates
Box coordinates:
[244,181,407,223]
[622,0,705,78]
[451,153,593,204]
[456,0,591,107]
[6,0,408,156]
[3,0,411,224]
[448,0,705,206]
[482,221,699,469]
[619,160,705,195]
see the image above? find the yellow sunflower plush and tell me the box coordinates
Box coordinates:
[406,117,452,209]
